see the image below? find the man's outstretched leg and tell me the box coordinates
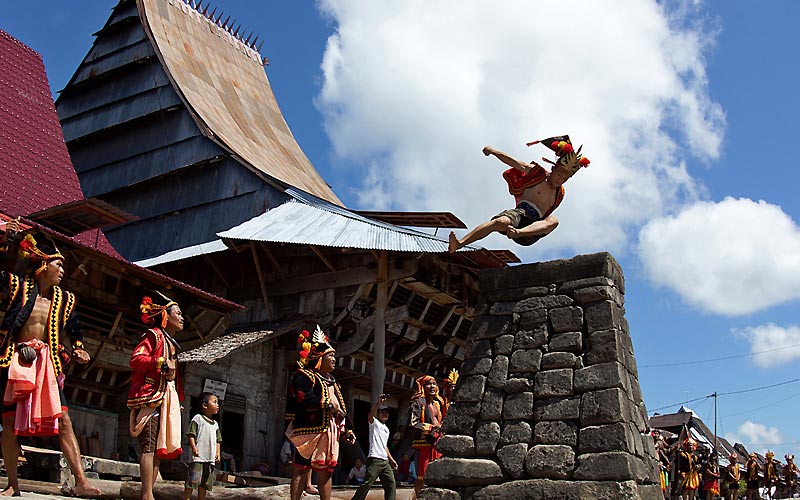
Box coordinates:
[449,217,511,253]
[506,216,559,241]
[1,413,20,497]
[59,410,102,497]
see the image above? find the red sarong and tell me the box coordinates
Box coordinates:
[3,340,62,436]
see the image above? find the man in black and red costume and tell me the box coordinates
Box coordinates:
[449,135,590,252]
[285,326,355,500]
[0,231,101,497]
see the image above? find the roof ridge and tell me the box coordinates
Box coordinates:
[0,29,43,59]
[168,0,265,65]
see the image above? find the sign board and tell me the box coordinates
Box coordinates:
[202,379,228,400]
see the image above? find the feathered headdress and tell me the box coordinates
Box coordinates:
[297,325,334,369]
[140,291,178,328]
[18,233,64,277]
[526,134,590,177]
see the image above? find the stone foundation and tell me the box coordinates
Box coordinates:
[420,253,662,500]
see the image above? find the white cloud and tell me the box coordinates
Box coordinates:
[315,0,724,259]
[734,323,800,368]
[725,421,784,455]
[638,197,800,315]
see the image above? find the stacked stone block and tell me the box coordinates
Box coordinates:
[420,253,662,500]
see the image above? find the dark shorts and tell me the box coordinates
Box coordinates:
[185,462,215,491]
[138,411,161,454]
[746,479,759,490]
[293,448,312,469]
[492,202,543,246]
[0,366,68,417]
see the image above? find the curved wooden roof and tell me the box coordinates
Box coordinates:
[137,0,342,206]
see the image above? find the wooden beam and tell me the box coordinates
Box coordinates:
[185,310,209,342]
[107,311,124,339]
[334,306,409,357]
[434,305,457,335]
[266,259,417,296]
[419,299,433,322]
[250,243,272,320]
[203,254,231,289]
[310,245,337,273]
[450,315,465,337]
[372,250,388,403]
[259,243,287,280]
[69,257,91,280]
[330,283,372,328]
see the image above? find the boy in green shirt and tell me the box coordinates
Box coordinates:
[183,392,222,500]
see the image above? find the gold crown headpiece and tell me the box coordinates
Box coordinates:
[526,134,590,177]
[18,234,64,276]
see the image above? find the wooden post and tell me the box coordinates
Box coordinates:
[372,251,388,404]
[251,243,272,321]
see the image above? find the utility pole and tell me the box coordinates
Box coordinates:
[713,391,718,463]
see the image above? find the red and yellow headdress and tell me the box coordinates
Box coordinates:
[526,134,590,177]
[412,375,439,401]
[18,234,64,277]
[297,325,334,370]
[140,292,178,328]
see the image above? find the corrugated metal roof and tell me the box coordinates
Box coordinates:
[179,329,272,364]
[134,239,228,268]
[218,191,480,253]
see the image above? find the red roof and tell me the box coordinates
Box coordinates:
[0,30,241,312]
[0,29,85,215]
[0,29,122,258]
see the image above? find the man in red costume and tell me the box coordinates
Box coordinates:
[449,136,590,253]
[409,370,457,498]
[0,232,101,497]
[128,293,184,500]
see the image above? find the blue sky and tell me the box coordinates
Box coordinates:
[4,0,800,457]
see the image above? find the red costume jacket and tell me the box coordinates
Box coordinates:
[127,327,183,409]
[502,164,565,217]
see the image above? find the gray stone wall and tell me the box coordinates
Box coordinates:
[420,253,662,500]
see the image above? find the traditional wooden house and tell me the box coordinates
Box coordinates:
[55,0,519,471]
[0,27,241,460]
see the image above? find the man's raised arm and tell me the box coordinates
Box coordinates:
[483,146,531,173]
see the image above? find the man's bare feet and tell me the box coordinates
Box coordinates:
[0,486,20,497]
[506,225,521,239]
[65,481,102,498]
[448,231,460,254]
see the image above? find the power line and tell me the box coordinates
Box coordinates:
[718,377,800,396]
[649,377,800,413]
[650,394,713,413]
[640,342,800,368]
[722,390,800,418]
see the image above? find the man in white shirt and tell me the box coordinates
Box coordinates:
[350,394,397,500]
